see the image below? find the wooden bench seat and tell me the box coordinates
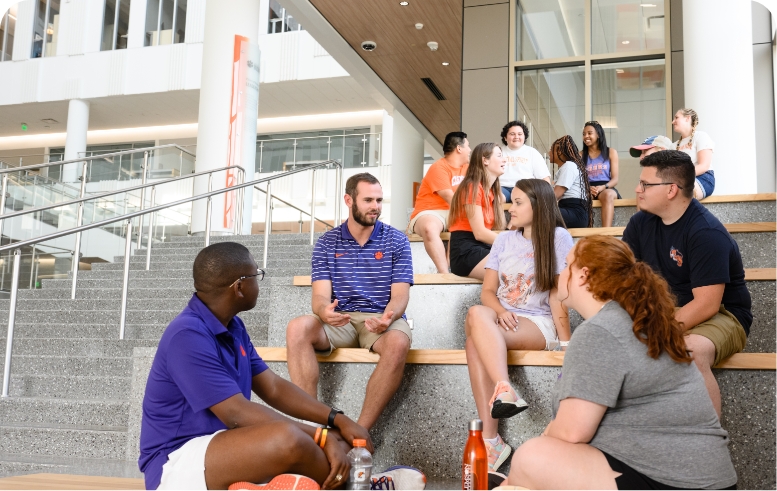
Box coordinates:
[500,193,776,210]
[0,473,143,490]
[407,222,776,242]
[257,347,776,370]
[292,268,776,286]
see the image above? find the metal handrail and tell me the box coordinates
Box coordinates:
[1,159,342,397]
[253,185,334,231]
[0,144,195,175]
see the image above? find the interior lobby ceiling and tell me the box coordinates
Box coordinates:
[309,0,463,143]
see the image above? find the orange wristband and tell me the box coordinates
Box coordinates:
[319,428,328,448]
[314,427,322,444]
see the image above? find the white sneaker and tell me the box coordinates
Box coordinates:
[370,466,426,490]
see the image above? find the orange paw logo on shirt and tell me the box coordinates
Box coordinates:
[374,251,384,260]
[240,345,246,357]
[670,246,683,267]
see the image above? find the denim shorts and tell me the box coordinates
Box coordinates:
[695,170,715,199]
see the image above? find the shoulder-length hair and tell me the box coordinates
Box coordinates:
[448,142,506,231]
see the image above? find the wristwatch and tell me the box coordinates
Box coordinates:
[604,184,609,189]
[328,407,344,427]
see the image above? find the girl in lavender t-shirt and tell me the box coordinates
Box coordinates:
[464,178,574,476]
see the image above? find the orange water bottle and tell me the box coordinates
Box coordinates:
[462,419,488,490]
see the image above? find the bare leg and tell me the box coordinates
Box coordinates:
[356,330,410,429]
[467,255,490,281]
[508,436,619,489]
[465,336,499,439]
[598,189,617,228]
[286,315,331,398]
[205,420,334,489]
[414,215,448,273]
[693,182,705,200]
[685,334,721,418]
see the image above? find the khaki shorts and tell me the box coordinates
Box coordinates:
[686,305,747,366]
[407,209,448,234]
[311,312,413,356]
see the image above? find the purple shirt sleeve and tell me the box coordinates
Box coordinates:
[554,229,574,275]
[311,236,331,282]
[166,329,243,413]
[485,233,507,271]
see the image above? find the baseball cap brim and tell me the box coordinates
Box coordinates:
[629,144,655,158]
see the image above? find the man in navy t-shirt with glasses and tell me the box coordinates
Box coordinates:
[139,242,371,490]
[622,150,751,419]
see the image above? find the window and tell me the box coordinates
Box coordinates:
[268,0,301,34]
[256,128,379,173]
[0,4,17,62]
[145,0,187,46]
[511,0,670,197]
[31,0,60,58]
[101,0,130,51]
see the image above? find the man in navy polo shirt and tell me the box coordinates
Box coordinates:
[286,173,414,430]
[139,242,371,490]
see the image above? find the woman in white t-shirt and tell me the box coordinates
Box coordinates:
[464,178,574,478]
[499,121,551,203]
[672,108,715,199]
[551,135,593,228]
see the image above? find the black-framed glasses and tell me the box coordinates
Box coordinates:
[638,180,683,192]
[228,269,265,289]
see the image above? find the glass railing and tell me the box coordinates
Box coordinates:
[256,132,381,173]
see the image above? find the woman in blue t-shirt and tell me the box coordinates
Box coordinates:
[581,121,620,227]
[464,178,574,477]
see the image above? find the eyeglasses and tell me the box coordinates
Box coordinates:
[228,269,265,289]
[637,180,683,192]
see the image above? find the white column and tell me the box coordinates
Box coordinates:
[384,109,424,228]
[63,99,90,183]
[192,0,260,235]
[683,0,757,195]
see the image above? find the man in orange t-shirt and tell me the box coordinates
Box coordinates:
[407,132,471,273]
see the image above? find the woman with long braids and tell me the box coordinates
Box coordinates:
[672,108,715,199]
[504,236,737,490]
[448,142,506,280]
[582,121,620,227]
[550,135,593,228]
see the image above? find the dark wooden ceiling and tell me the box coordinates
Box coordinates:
[309,0,463,143]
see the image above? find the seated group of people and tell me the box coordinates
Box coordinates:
[138,146,748,490]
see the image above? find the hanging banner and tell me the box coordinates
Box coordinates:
[225,35,261,229]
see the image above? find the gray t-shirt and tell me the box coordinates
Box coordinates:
[552,302,737,489]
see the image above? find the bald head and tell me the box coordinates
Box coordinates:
[193,242,256,293]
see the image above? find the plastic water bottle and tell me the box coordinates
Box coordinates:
[462,419,487,490]
[347,439,373,490]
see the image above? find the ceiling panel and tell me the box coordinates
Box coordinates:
[309,0,463,143]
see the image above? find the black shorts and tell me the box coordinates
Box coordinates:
[449,231,490,277]
[602,452,737,490]
[589,180,622,199]
[558,198,590,228]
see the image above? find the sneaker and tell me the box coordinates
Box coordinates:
[489,381,528,419]
[371,465,427,490]
[228,474,320,490]
[487,470,507,490]
[484,434,511,472]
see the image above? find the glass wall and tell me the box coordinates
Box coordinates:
[516,66,585,155]
[145,0,186,46]
[31,0,60,58]
[256,128,380,173]
[0,4,17,62]
[48,142,158,183]
[101,0,130,51]
[512,0,670,197]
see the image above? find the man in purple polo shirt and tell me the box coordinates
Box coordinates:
[139,242,371,490]
[286,173,414,431]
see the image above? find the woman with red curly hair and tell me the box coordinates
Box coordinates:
[505,236,737,490]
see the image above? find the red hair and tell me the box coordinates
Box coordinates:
[570,236,691,363]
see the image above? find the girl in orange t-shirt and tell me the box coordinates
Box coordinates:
[448,142,506,279]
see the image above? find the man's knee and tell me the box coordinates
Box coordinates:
[286,316,322,346]
[418,220,443,239]
[685,334,716,367]
[375,330,410,360]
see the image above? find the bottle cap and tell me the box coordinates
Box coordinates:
[353,439,367,447]
[469,419,483,431]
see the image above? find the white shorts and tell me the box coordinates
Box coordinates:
[158,430,225,490]
[407,209,448,234]
[518,314,558,350]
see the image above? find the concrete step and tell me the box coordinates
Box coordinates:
[167,233,323,245]
[592,199,775,227]
[112,256,311,271]
[0,397,128,426]
[0,452,141,479]
[0,308,268,326]
[138,243,316,253]
[9,374,131,400]
[0,424,127,460]
[0,338,159,357]
[0,355,132,377]
[80,267,308,279]
[2,295,269,312]
[43,277,300,291]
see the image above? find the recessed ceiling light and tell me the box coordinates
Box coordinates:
[615,69,624,73]
[622,40,630,44]
[399,1,408,5]
[442,62,450,66]
[640,3,656,6]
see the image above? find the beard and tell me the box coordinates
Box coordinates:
[351,202,380,227]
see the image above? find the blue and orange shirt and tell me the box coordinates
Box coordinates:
[139,294,268,489]
[311,220,414,315]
